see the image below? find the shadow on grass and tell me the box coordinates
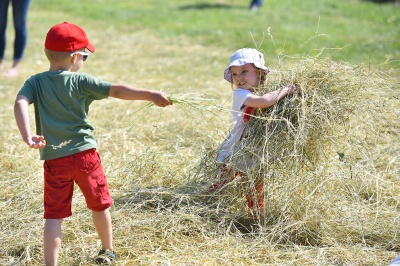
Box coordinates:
[363,0,399,3]
[178,3,240,10]
[113,185,262,235]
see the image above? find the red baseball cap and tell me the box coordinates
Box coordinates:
[45,22,95,53]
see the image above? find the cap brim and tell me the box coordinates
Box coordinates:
[86,42,95,53]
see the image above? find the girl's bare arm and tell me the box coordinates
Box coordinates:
[243,84,297,109]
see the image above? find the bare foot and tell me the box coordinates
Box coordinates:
[4,67,19,77]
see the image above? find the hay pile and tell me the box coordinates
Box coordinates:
[187,57,399,247]
[235,58,370,179]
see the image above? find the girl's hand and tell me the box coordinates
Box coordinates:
[26,135,46,149]
[285,84,297,95]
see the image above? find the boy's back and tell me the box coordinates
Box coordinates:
[19,71,111,160]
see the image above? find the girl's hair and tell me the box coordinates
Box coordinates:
[253,63,267,84]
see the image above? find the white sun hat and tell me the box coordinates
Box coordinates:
[224,48,270,83]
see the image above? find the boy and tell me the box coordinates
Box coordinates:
[14,21,172,265]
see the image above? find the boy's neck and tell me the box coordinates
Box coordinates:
[48,62,73,72]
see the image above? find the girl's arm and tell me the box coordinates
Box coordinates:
[109,84,172,107]
[243,84,296,109]
[14,95,46,149]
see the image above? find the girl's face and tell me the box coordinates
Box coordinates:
[230,64,262,91]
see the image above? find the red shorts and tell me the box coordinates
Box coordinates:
[43,148,113,219]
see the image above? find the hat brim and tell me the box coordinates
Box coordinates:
[224,59,269,83]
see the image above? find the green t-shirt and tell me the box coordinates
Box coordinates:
[18,71,112,160]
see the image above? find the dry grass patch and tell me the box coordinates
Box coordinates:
[1,18,399,265]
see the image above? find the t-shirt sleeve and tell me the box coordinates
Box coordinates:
[18,75,37,104]
[232,88,252,112]
[78,73,111,100]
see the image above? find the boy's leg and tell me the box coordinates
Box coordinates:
[44,219,63,266]
[92,208,113,251]
[72,149,114,262]
[43,155,74,265]
[73,149,113,249]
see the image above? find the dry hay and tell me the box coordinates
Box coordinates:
[184,57,400,248]
[2,57,398,265]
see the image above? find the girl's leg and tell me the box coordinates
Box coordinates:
[210,165,230,190]
[92,208,113,251]
[210,165,243,190]
[44,218,63,266]
[246,180,265,211]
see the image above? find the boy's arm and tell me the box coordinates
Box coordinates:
[243,84,297,109]
[14,95,46,149]
[109,84,172,107]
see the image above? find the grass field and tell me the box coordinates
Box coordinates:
[1,0,399,265]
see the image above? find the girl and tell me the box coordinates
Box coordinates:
[211,48,296,215]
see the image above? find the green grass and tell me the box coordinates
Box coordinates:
[32,0,400,68]
[1,0,399,265]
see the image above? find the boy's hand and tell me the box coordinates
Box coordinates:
[152,91,173,107]
[26,135,46,149]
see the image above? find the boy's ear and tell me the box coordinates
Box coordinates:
[70,54,77,64]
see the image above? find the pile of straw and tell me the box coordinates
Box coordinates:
[237,58,367,178]
[187,57,399,247]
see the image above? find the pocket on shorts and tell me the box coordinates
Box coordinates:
[44,161,68,179]
[79,149,101,173]
[96,174,111,201]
